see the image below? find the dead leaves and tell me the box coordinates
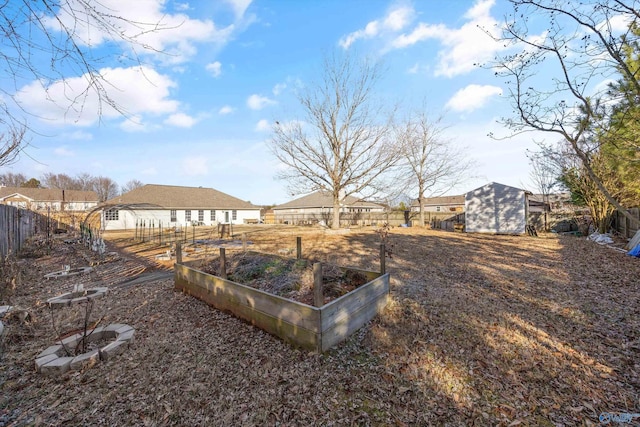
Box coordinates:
[1,228,640,425]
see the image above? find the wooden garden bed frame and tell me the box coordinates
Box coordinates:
[174,247,389,352]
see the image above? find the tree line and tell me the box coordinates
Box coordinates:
[0,172,144,202]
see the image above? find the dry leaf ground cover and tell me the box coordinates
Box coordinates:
[1,225,639,426]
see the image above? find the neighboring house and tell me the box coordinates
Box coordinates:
[528,192,573,212]
[465,182,531,234]
[101,184,260,230]
[273,191,385,224]
[410,195,465,213]
[0,187,99,212]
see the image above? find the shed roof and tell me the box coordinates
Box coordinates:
[411,195,464,207]
[104,184,257,210]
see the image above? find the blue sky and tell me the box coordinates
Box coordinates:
[3,0,567,204]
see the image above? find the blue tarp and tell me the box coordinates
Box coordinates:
[628,244,640,258]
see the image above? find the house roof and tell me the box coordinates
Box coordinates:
[274,190,384,210]
[0,187,99,202]
[465,182,532,196]
[104,184,257,210]
[410,195,464,207]
[528,192,572,203]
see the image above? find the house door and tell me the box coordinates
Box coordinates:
[224,211,230,223]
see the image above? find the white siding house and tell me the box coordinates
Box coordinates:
[101,184,260,231]
[464,182,530,234]
[0,187,99,212]
[273,191,385,225]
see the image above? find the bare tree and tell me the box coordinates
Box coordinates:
[92,176,119,202]
[0,172,27,187]
[0,125,28,168]
[121,179,144,194]
[0,1,167,164]
[395,111,474,227]
[490,0,640,227]
[270,52,397,229]
[41,173,78,190]
[526,149,559,230]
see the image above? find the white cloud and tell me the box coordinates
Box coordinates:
[386,0,505,78]
[273,83,286,96]
[206,61,222,77]
[255,119,270,132]
[390,22,446,49]
[54,146,74,156]
[339,5,414,49]
[225,0,252,19]
[446,84,502,112]
[182,156,208,176]
[175,3,190,12]
[66,130,93,141]
[218,105,235,115]
[165,113,197,128]
[247,94,276,110]
[119,115,150,132]
[42,0,250,65]
[15,66,179,127]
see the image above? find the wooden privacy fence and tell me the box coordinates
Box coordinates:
[0,205,47,257]
[273,211,456,227]
[611,207,640,239]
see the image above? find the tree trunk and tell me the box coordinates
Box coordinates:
[418,196,425,227]
[332,199,341,229]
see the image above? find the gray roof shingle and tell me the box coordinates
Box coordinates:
[0,187,99,202]
[274,191,383,210]
[104,184,257,210]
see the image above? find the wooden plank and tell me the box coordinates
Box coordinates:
[175,271,319,350]
[321,290,389,352]
[175,264,320,331]
[320,273,389,332]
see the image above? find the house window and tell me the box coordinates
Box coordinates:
[185,210,191,222]
[170,210,177,222]
[436,206,440,212]
[210,210,216,221]
[232,210,237,220]
[198,210,204,222]
[105,208,119,221]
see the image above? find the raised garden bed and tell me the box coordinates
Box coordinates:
[174,251,389,352]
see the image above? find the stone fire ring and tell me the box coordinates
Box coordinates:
[35,324,135,375]
[46,287,108,309]
[44,266,93,280]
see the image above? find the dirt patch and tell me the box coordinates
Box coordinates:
[197,252,368,305]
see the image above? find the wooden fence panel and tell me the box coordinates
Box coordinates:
[0,205,41,257]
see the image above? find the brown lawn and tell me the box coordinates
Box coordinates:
[1,225,639,426]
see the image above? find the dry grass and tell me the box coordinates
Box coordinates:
[1,225,639,426]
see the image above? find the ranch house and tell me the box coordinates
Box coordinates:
[101,184,260,231]
[0,187,99,212]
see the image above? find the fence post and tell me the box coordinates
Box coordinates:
[313,262,323,307]
[380,243,386,274]
[220,248,227,280]
[175,242,182,264]
[296,236,302,259]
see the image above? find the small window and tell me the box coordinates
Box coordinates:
[185,210,191,222]
[198,210,204,222]
[105,208,119,221]
[210,210,216,221]
[232,210,237,220]
[436,206,440,212]
[170,209,177,222]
